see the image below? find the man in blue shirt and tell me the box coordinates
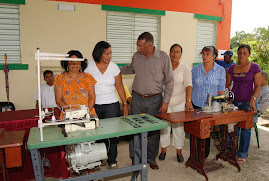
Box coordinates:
[216,50,235,70]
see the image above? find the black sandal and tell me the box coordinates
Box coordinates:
[177,154,184,163]
[159,153,166,160]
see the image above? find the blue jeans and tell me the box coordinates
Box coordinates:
[94,102,120,165]
[233,100,257,158]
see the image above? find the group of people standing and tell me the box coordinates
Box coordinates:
[35,31,268,171]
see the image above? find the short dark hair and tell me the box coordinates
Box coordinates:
[43,70,53,78]
[238,44,251,54]
[200,46,218,59]
[92,41,111,63]
[138,32,154,45]
[170,44,183,53]
[60,50,88,72]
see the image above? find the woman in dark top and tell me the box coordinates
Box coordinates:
[226,44,261,164]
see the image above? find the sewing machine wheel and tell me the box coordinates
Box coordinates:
[65,145,75,176]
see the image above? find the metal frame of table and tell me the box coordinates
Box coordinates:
[157,110,255,181]
[27,114,168,181]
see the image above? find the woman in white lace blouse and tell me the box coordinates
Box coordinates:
[159,44,194,163]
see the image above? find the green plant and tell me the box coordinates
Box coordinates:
[230,26,269,76]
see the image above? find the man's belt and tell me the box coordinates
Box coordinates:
[133,91,161,98]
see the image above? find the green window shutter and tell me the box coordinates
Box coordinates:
[194,14,222,22]
[0,4,21,63]
[195,19,217,63]
[106,11,160,64]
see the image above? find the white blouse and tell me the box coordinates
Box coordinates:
[168,63,192,109]
[84,60,120,105]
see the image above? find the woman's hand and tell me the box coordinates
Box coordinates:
[127,97,132,108]
[123,104,128,116]
[248,98,256,112]
[185,101,194,111]
[90,113,98,118]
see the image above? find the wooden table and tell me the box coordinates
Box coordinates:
[27,114,168,181]
[0,108,70,181]
[157,110,255,181]
[0,128,26,181]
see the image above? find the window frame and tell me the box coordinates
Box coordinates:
[0,3,22,64]
[103,5,164,64]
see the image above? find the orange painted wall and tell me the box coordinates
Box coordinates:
[216,0,232,51]
[51,0,232,50]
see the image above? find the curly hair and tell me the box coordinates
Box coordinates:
[60,50,88,72]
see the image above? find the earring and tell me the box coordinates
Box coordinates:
[67,66,69,72]
[80,67,82,72]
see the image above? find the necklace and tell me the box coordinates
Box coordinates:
[172,62,180,70]
[96,62,108,68]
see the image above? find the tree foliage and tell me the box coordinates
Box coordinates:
[230,26,269,76]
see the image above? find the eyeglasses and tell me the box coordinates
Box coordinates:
[136,43,149,49]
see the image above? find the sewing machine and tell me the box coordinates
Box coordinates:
[35,49,106,175]
[156,109,255,181]
[28,114,168,180]
[203,91,234,112]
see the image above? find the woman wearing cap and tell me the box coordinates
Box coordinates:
[191,46,226,159]
[226,44,261,164]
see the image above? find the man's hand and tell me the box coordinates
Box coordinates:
[159,103,168,114]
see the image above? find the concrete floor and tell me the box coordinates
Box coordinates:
[46,117,269,181]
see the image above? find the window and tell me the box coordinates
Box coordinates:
[0,4,21,63]
[195,19,217,62]
[106,11,160,64]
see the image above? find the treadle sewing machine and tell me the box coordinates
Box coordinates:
[157,109,255,181]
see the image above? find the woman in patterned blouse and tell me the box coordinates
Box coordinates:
[54,50,96,115]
